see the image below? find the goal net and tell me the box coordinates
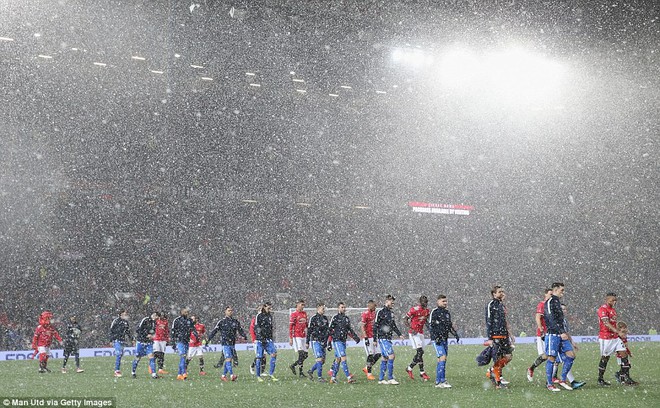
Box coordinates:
[272,307,366,342]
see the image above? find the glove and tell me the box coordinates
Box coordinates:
[541,335,545,342]
[327,344,332,352]
[202,339,208,346]
[454,334,460,342]
[354,337,360,345]
[364,338,370,347]
[435,339,443,346]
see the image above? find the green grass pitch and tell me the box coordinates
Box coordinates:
[1,343,658,407]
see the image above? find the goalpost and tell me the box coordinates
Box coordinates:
[272,307,367,342]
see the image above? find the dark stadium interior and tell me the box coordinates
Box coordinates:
[1,0,658,348]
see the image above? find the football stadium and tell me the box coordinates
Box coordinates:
[0,1,658,407]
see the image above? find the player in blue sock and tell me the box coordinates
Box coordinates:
[306,302,330,382]
[132,312,158,379]
[374,295,404,385]
[429,294,459,388]
[328,302,360,383]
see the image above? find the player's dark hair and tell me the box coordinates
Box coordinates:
[297,299,305,304]
[153,311,161,318]
[606,292,617,298]
[419,295,428,303]
[316,302,325,308]
[337,301,345,308]
[437,294,447,300]
[491,286,502,296]
[224,305,232,311]
[367,300,375,304]
[264,301,272,307]
[385,294,395,301]
[118,309,126,316]
[551,282,564,289]
[545,288,552,293]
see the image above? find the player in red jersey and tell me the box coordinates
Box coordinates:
[404,296,431,381]
[152,312,169,374]
[597,292,637,386]
[32,311,62,373]
[186,315,207,375]
[288,299,309,377]
[527,288,552,381]
[360,300,379,380]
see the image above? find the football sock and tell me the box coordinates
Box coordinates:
[179,355,186,375]
[419,362,425,372]
[115,354,122,371]
[566,370,575,383]
[598,356,609,380]
[437,360,446,383]
[199,358,205,372]
[256,357,262,377]
[224,360,232,375]
[63,353,69,368]
[132,359,138,373]
[561,356,574,381]
[316,361,324,377]
[149,357,156,374]
[269,356,276,375]
[155,352,164,369]
[379,360,387,381]
[74,354,80,368]
[387,359,394,379]
[552,361,559,378]
[620,357,630,376]
[546,360,554,385]
[366,355,374,370]
[530,355,546,370]
[331,361,339,376]
[341,360,350,378]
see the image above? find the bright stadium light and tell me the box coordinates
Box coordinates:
[437,48,480,88]
[431,45,566,106]
[484,47,565,102]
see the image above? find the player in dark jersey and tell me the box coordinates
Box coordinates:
[306,302,330,382]
[328,302,360,384]
[109,310,132,377]
[428,295,459,388]
[485,286,515,389]
[170,308,197,380]
[374,295,404,385]
[207,306,247,381]
[132,312,158,379]
[254,302,278,381]
[544,282,575,391]
[61,315,84,373]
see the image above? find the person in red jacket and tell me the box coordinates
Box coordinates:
[32,311,62,373]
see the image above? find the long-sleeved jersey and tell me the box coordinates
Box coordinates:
[428,307,456,342]
[32,324,62,349]
[328,313,359,342]
[63,322,82,348]
[374,306,402,340]
[208,317,247,346]
[485,298,508,338]
[254,311,274,342]
[544,295,566,335]
[306,313,330,345]
[136,316,156,343]
[170,315,197,344]
[289,310,308,339]
[109,317,132,342]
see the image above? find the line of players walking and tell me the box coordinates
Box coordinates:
[31,283,638,390]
